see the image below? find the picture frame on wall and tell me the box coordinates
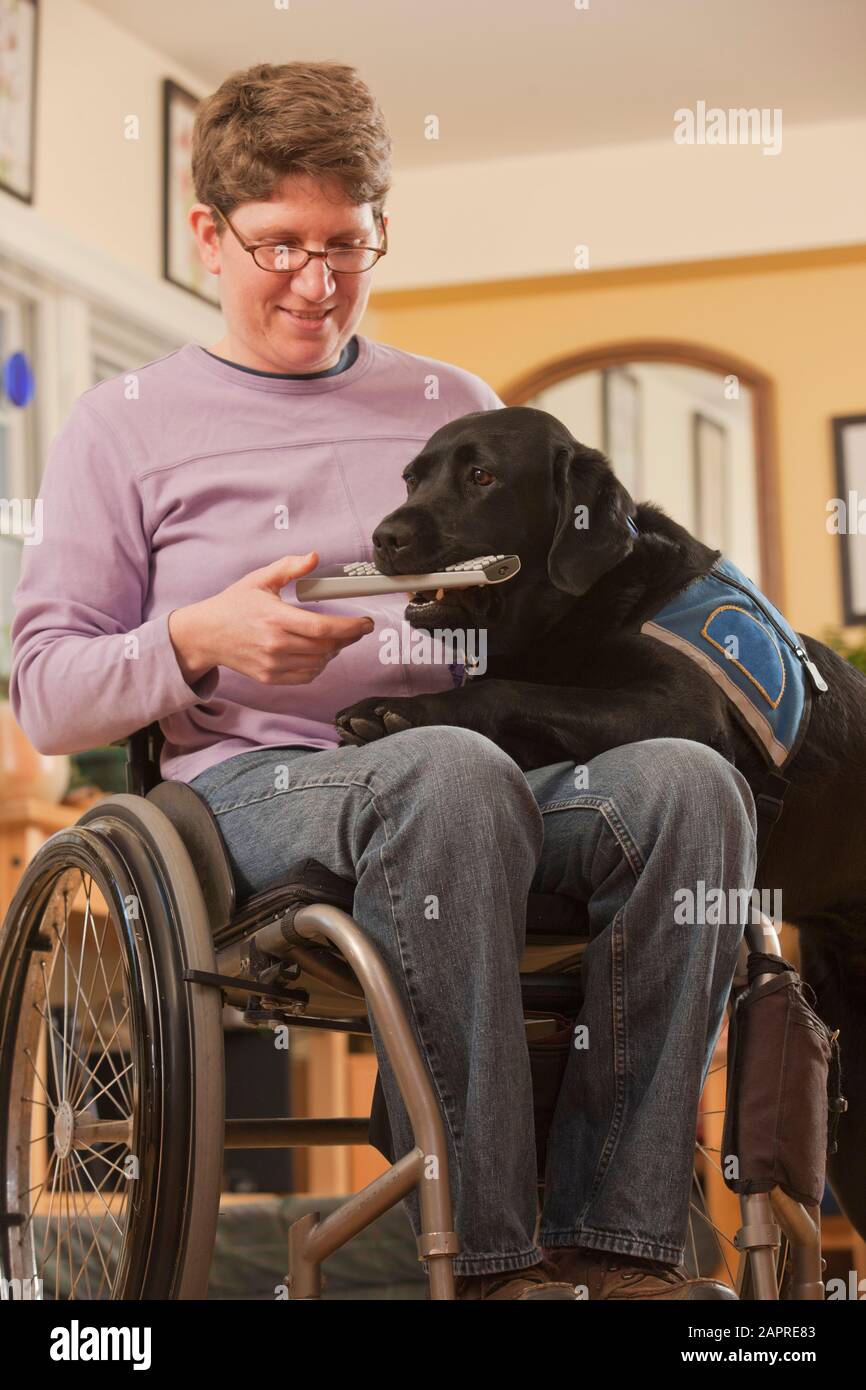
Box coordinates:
[162,78,220,307]
[602,367,641,496]
[692,412,728,553]
[832,413,866,625]
[0,0,39,204]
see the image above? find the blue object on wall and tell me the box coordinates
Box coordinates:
[3,352,35,407]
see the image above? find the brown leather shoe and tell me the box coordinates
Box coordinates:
[455,1259,584,1300]
[544,1246,737,1301]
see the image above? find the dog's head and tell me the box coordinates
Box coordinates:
[371,405,638,652]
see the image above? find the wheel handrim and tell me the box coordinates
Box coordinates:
[1,846,154,1300]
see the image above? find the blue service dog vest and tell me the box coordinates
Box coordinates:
[447,546,828,861]
[640,556,827,772]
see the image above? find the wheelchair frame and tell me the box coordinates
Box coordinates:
[0,722,826,1300]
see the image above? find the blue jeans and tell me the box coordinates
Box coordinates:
[190,729,757,1277]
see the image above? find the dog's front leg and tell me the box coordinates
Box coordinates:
[335,678,630,763]
[337,675,731,770]
[334,683,499,747]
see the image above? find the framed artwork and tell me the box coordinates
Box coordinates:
[602,367,641,496]
[832,413,866,625]
[692,412,728,553]
[162,78,220,306]
[0,0,38,203]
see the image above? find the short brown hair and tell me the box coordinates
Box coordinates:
[191,61,392,234]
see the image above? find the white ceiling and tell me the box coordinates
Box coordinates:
[83,0,866,165]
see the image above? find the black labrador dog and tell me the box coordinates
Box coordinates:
[334,405,866,1237]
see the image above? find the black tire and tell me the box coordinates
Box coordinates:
[0,795,224,1299]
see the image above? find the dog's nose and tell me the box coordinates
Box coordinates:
[372,521,417,568]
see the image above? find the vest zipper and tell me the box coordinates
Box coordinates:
[710,563,828,693]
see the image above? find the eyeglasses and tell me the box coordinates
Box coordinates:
[212,205,388,274]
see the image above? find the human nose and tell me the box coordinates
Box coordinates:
[290,254,336,300]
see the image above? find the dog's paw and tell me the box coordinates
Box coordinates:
[335,696,416,746]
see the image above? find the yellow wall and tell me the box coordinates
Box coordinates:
[366,244,866,642]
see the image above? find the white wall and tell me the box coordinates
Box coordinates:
[36,0,211,281]
[535,373,602,451]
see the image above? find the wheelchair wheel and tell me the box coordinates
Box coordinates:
[0,795,224,1300]
[686,1026,740,1290]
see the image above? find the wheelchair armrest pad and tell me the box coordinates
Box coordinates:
[265,858,356,920]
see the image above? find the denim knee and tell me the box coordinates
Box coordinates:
[636,736,758,857]
[388,724,544,847]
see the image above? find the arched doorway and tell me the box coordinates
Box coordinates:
[502,340,782,602]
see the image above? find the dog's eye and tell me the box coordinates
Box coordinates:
[402,473,416,491]
[470,467,495,486]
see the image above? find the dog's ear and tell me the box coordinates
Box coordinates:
[547,443,637,597]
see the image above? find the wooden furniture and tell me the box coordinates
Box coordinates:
[0,797,91,909]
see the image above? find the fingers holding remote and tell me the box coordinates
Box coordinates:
[168,550,375,686]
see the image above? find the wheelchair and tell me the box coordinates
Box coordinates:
[0,722,828,1301]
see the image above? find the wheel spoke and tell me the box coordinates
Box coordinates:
[61,925,69,1110]
[39,1149,63,1284]
[64,1160,97,1300]
[74,1060,133,1116]
[74,1139,131,1182]
[67,1149,127,1300]
[77,885,126,1082]
[70,1005,133,1114]
[81,891,134,1102]
[687,1197,699,1276]
[63,876,95,1099]
[62,1161,76,1299]
[32,1002,101,1107]
[695,1140,726,1177]
[48,913,133,1114]
[67,1141,127,1219]
[66,1149,124,1238]
[18,1149,58,1241]
[66,1156,114,1297]
[21,1048,57,1114]
[690,1188,738,1258]
[38,960,65,1104]
[688,1198,737,1283]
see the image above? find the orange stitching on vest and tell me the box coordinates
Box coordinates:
[700,603,786,710]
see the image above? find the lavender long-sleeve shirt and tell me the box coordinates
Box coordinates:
[10,336,504,783]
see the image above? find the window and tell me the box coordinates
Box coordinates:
[90,307,176,385]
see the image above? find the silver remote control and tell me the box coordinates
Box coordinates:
[295,553,521,601]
